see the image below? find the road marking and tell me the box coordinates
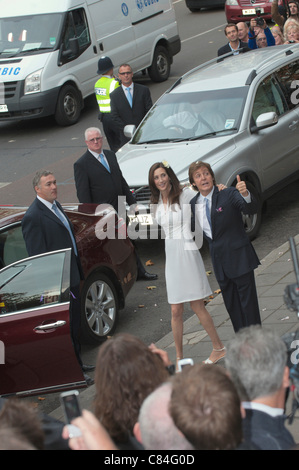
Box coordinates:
[181,23,226,44]
[0,183,11,188]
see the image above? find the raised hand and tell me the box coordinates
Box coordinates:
[236,175,249,197]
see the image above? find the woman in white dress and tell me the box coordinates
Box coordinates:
[148,162,225,366]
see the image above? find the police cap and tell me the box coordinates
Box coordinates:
[97,56,114,75]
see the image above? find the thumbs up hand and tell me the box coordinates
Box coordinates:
[236,175,249,197]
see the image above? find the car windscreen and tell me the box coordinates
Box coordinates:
[133,87,248,144]
[0,13,63,56]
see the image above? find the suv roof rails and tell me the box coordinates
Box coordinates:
[168,45,297,93]
[245,47,295,85]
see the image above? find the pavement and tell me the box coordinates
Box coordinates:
[50,234,299,444]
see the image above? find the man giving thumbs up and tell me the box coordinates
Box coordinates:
[189,161,261,332]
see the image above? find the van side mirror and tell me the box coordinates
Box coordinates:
[124,125,136,139]
[58,38,80,65]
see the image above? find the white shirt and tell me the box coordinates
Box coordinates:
[195,188,214,239]
[37,196,68,225]
[37,195,53,211]
[122,83,134,100]
[242,402,284,417]
[195,187,252,239]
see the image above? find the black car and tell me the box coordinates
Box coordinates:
[185,0,225,12]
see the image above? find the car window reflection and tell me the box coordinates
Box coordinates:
[0,252,67,315]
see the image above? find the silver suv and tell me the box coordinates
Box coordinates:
[117,45,299,239]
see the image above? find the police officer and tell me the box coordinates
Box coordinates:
[95,56,121,152]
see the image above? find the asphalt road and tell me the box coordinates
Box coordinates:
[1,2,299,414]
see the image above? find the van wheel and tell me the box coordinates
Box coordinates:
[55,84,82,126]
[148,45,171,82]
[80,272,119,344]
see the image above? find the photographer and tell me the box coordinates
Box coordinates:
[272,0,299,30]
[248,16,276,49]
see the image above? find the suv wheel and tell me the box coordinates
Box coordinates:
[242,182,262,240]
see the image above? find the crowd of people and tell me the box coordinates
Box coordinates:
[218,0,299,56]
[2,0,299,451]
[0,327,297,450]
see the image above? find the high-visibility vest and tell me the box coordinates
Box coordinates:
[94,76,120,113]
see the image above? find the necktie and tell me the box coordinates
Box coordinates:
[205,198,212,229]
[126,87,133,107]
[99,153,110,172]
[52,203,78,256]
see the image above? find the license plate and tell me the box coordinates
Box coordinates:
[0,104,8,112]
[242,8,264,15]
[128,214,153,226]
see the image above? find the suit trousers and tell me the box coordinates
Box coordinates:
[218,270,261,332]
[100,113,121,153]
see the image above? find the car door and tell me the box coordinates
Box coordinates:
[0,248,85,397]
[251,68,299,191]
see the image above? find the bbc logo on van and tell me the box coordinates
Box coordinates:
[136,0,160,12]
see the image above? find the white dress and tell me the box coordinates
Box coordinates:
[154,188,212,304]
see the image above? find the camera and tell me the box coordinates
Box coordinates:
[255,8,265,27]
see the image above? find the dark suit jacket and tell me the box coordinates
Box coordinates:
[110,83,152,147]
[190,187,260,282]
[242,408,296,450]
[74,149,136,211]
[21,198,83,287]
[217,40,250,57]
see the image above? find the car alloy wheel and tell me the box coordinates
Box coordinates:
[81,272,118,344]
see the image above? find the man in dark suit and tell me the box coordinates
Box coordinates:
[225,325,296,450]
[110,63,152,148]
[189,161,261,332]
[21,170,94,383]
[74,127,157,281]
[218,23,250,57]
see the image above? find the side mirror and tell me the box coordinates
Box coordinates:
[58,38,80,65]
[251,112,278,132]
[124,125,136,139]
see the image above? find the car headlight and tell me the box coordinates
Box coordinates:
[225,0,239,5]
[24,69,42,94]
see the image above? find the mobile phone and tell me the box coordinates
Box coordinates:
[177,358,194,372]
[60,390,82,424]
[60,390,82,439]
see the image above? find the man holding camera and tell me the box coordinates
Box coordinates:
[248,16,276,49]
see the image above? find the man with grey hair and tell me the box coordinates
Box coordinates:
[133,381,194,450]
[22,170,94,385]
[74,127,158,281]
[225,325,296,450]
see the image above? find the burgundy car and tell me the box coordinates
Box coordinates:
[225,0,272,23]
[0,204,137,397]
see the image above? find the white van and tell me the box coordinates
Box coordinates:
[0,0,180,125]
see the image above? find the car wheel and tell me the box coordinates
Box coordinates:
[55,84,82,126]
[80,272,119,344]
[241,182,262,241]
[148,45,171,82]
